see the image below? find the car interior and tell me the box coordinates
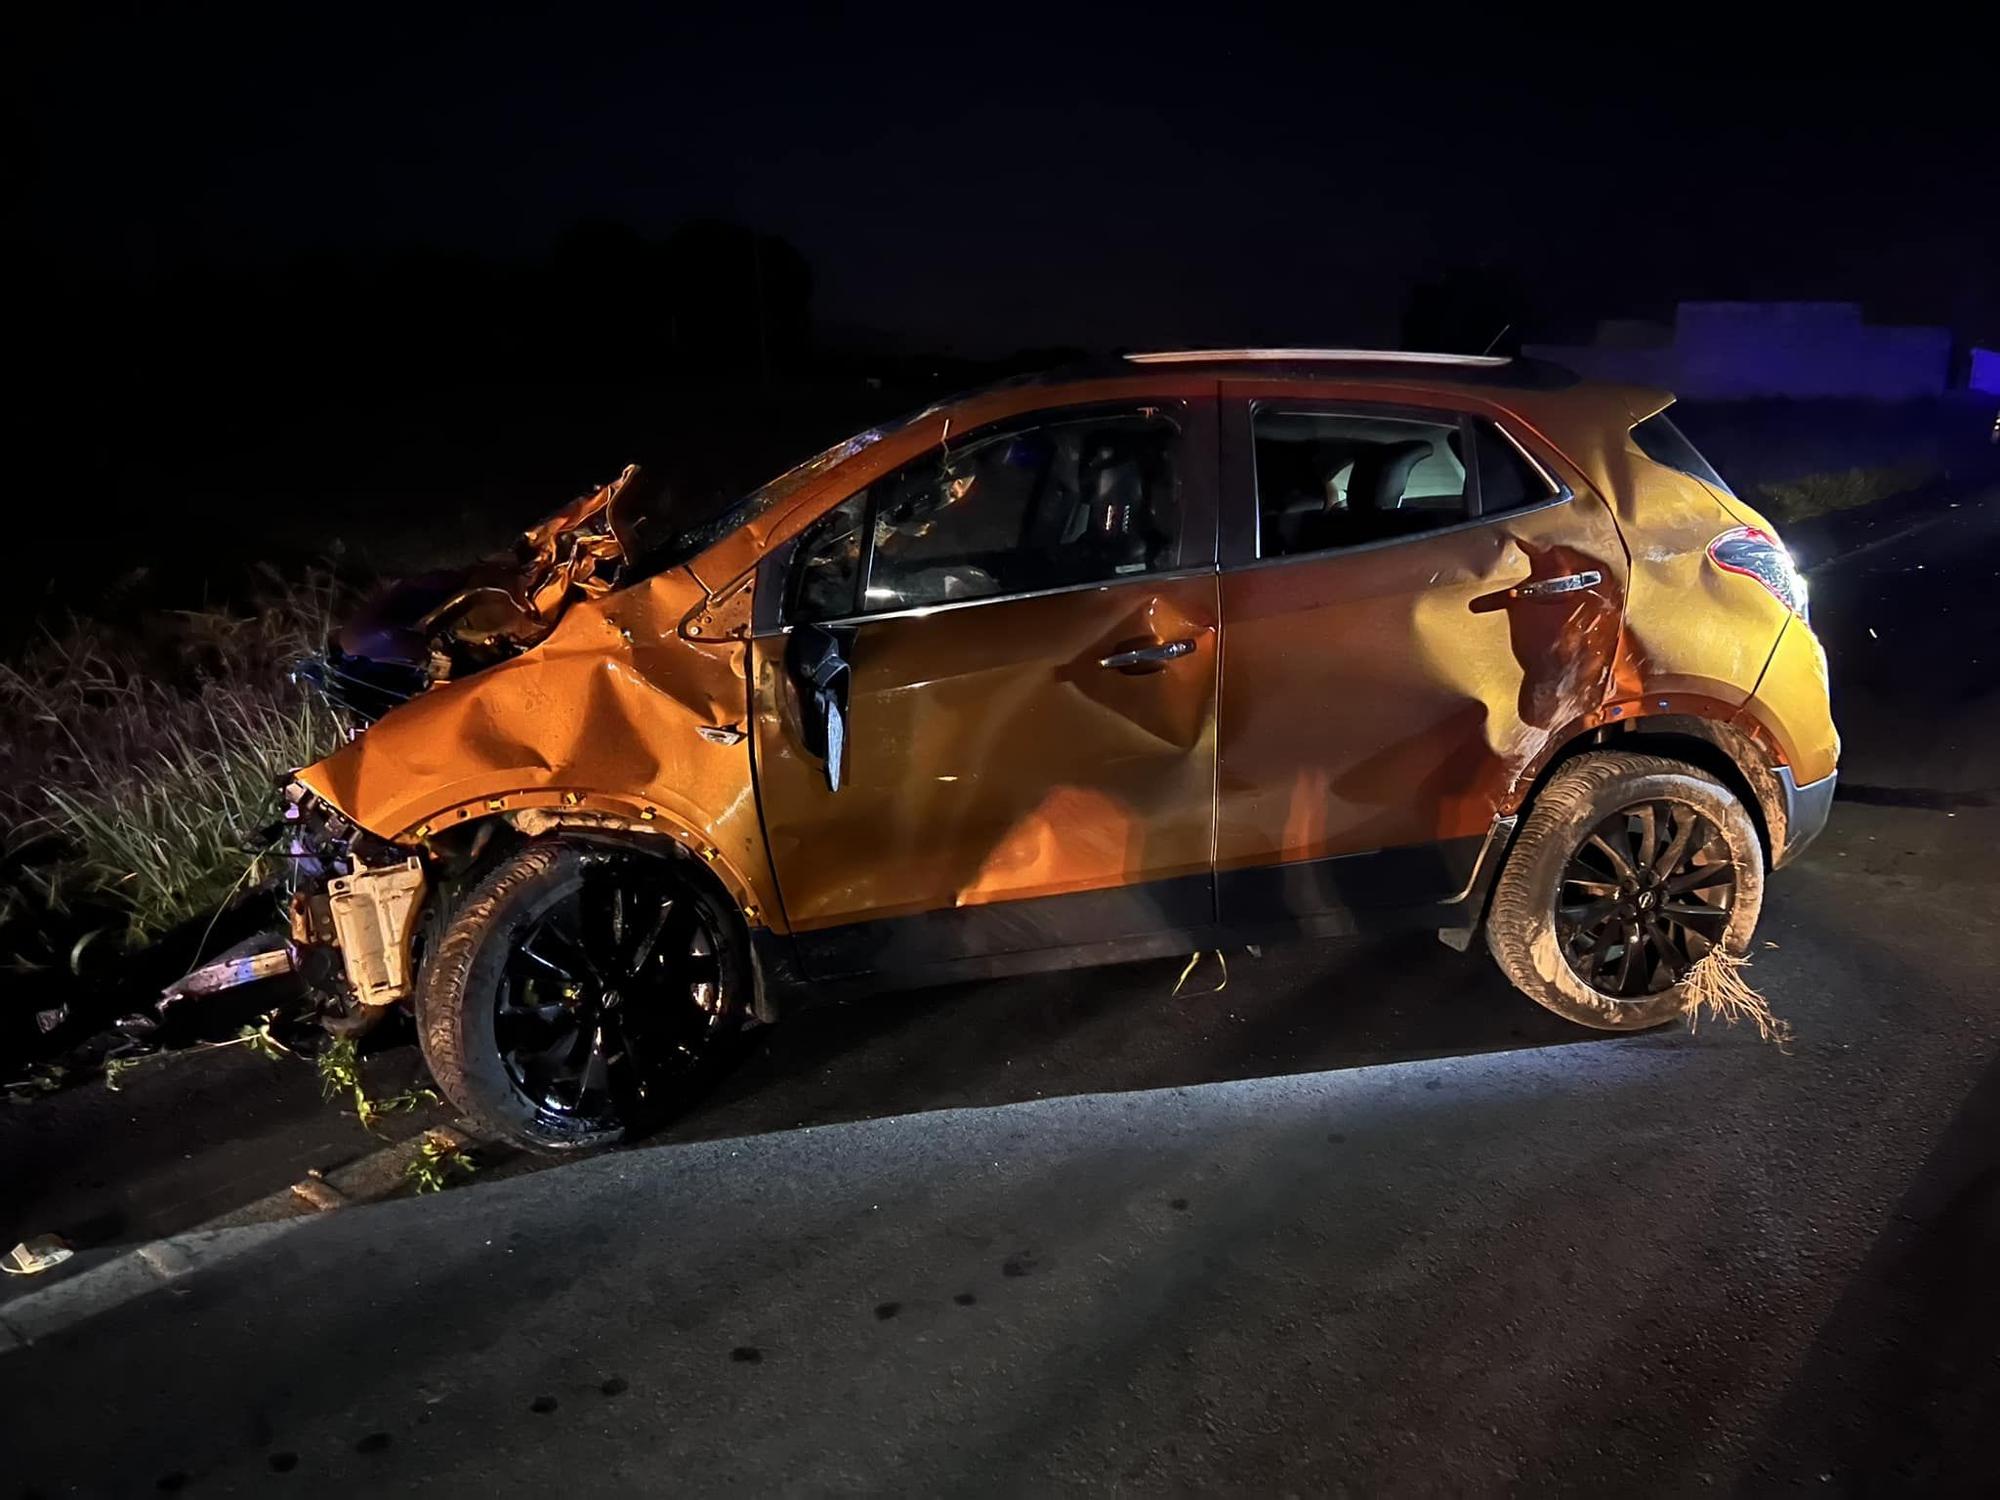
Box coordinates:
[787,413,1181,619]
[1254,411,1469,556]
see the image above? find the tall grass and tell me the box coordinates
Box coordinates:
[0,569,353,947]
[1756,462,1936,525]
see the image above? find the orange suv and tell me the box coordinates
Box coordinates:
[290,350,1837,1151]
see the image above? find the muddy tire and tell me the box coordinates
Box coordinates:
[1486,751,1764,1031]
[416,839,750,1154]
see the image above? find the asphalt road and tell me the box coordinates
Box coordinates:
[3,490,1996,1495]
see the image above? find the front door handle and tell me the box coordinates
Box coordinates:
[1099,638,1196,672]
[1510,570,1602,599]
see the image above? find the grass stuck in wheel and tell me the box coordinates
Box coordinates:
[1680,948,1795,1047]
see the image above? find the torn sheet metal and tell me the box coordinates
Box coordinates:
[1505,384,1795,717]
[309,466,647,723]
[1213,457,1630,871]
[296,555,784,928]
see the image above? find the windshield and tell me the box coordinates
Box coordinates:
[614,414,926,572]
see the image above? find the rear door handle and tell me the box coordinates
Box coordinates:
[1510,570,1602,599]
[1099,638,1196,671]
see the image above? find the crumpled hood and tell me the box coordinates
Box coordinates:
[309,465,645,721]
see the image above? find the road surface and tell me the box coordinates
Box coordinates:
[3,491,1996,1495]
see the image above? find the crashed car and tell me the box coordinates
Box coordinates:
[283,350,1838,1152]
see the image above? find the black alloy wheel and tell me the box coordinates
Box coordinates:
[1556,799,1737,999]
[493,853,732,1133]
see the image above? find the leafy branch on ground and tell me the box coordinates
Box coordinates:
[404,1133,478,1194]
[93,1019,441,1141]
[103,1016,300,1091]
[316,1036,440,1132]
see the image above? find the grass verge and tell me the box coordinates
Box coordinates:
[1755,462,1937,526]
[1,568,353,958]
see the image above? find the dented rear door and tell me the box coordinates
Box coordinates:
[1213,386,1629,925]
[749,396,1221,977]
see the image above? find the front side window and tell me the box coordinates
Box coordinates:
[786,408,1182,622]
[786,492,868,623]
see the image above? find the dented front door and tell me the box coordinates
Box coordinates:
[749,400,1221,977]
[1213,389,1629,922]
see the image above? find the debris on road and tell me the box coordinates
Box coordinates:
[159,936,296,1009]
[2,1235,74,1277]
[104,1015,300,1092]
[1171,951,1230,998]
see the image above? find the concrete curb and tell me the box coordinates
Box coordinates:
[0,1221,302,1351]
[0,1121,502,1354]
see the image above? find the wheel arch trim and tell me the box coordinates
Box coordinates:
[1508,709,1790,867]
[387,790,778,934]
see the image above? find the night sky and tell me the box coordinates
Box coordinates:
[14,10,1998,354]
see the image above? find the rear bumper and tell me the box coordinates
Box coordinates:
[1774,767,1837,868]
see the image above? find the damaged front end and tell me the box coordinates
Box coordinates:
[300,464,648,722]
[153,783,436,1034]
[276,783,432,1029]
[164,467,658,1030]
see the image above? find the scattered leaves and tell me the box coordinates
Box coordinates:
[317,1035,439,1132]
[404,1134,477,1194]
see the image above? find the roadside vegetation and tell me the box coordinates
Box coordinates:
[0,568,352,973]
[1755,462,1938,525]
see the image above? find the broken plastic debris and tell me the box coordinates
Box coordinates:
[2,1234,75,1276]
[160,937,296,1008]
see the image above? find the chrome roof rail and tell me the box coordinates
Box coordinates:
[1123,348,1511,367]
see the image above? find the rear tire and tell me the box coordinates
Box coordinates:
[1486,751,1764,1031]
[416,839,749,1154]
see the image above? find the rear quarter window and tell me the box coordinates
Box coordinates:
[1631,412,1734,496]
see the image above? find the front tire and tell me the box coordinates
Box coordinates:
[416,840,749,1153]
[1486,751,1764,1031]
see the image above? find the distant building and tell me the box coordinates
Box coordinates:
[1525,302,1951,400]
[1971,348,2000,396]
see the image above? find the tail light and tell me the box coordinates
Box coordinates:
[1708,525,1809,621]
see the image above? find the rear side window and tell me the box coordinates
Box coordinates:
[1251,410,1561,558]
[1631,412,1735,496]
[785,407,1183,622]
[1254,410,1468,558]
[1472,424,1561,517]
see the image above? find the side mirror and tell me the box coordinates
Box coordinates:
[783,623,851,791]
